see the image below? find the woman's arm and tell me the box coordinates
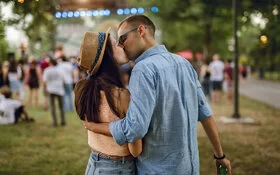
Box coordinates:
[128,139,142,157]
[84,119,142,157]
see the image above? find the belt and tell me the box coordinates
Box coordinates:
[91,149,135,161]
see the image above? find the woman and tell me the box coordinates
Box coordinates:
[8,59,21,99]
[74,30,142,175]
[25,59,40,107]
[0,62,9,88]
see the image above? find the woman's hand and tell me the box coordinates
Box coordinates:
[83,120,112,136]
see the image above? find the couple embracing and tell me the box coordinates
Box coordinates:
[74,15,231,175]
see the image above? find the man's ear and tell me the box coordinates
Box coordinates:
[138,25,146,37]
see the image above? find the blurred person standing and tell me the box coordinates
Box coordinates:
[58,55,74,112]
[240,64,247,83]
[40,54,50,110]
[200,59,212,102]
[25,60,41,107]
[0,62,9,88]
[209,54,224,103]
[8,59,22,99]
[43,59,66,127]
[224,60,234,104]
[17,59,26,103]
[70,57,79,89]
[54,43,64,60]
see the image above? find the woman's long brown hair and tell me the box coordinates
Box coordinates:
[74,36,125,122]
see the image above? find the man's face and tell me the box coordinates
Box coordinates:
[109,36,129,65]
[117,23,143,61]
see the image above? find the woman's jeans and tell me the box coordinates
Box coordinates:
[85,153,136,175]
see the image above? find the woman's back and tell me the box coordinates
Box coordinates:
[88,87,131,156]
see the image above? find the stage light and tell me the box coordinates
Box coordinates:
[104,9,111,16]
[93,10,99,16]
[151,7,159,13]
[117,9,124,15]
[124,8,130,15]
[130,8,137,15]
[74,11,80,17]
[137,8,144,14]
[62,12,68,18]
[55,12,62,18]
[67,11,73,18]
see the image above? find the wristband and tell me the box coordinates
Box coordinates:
[214,154,226,160]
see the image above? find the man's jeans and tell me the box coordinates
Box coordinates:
[63,83,74,111]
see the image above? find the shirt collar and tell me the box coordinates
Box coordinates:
[135,45,168,64]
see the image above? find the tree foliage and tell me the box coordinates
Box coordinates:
[0,6,9,62]
[129,0,280,68]
[1,0,56,58]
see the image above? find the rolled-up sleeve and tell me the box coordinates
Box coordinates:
[196,79,212,121]
[109,69,156,145]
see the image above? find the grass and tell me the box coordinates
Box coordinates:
[252,71,280,82]
[0,92,280,174]
[199,95,280,175]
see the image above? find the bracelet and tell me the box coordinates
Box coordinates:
[214,154,226,160]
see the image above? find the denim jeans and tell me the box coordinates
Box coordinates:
[85,153,136,175]
[63,83,74,111]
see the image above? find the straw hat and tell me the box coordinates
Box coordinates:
[78,28,110,75]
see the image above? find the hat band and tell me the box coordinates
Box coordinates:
[89,32,106,74]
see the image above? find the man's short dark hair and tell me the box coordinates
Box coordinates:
[0,86,12,98]
[60,55,68,62]
[119,15,156,37]
[50,59,57,66]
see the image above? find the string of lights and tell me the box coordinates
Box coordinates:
[55,7,159,19]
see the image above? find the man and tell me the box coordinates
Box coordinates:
[84,15,231,175]
[0,86,34,125]
[43,59,66,127]
[209,54,225,103]
[58,55,74,112]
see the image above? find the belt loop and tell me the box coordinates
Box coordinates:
[122,156,125,164]
[97,153,100,161]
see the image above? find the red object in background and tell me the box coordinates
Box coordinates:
[195,52,202,61]
[176,50,193,60]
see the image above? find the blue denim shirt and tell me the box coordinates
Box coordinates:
[110,45,212,175]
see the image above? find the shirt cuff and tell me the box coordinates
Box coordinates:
[198,103,212,121]
[109,119,127,145]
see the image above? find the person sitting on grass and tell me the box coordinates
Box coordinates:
[0,86,34,125]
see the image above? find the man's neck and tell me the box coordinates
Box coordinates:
[143,39,157,52]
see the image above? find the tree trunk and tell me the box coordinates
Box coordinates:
[203,23,211,62]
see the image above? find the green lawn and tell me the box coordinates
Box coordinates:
[0,94,280,174]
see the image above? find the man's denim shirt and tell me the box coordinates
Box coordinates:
[110,45,212,175]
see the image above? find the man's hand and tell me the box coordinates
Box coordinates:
[215,158,231,175]
[83,120,112,136]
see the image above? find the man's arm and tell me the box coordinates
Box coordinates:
[200,116,232,175]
